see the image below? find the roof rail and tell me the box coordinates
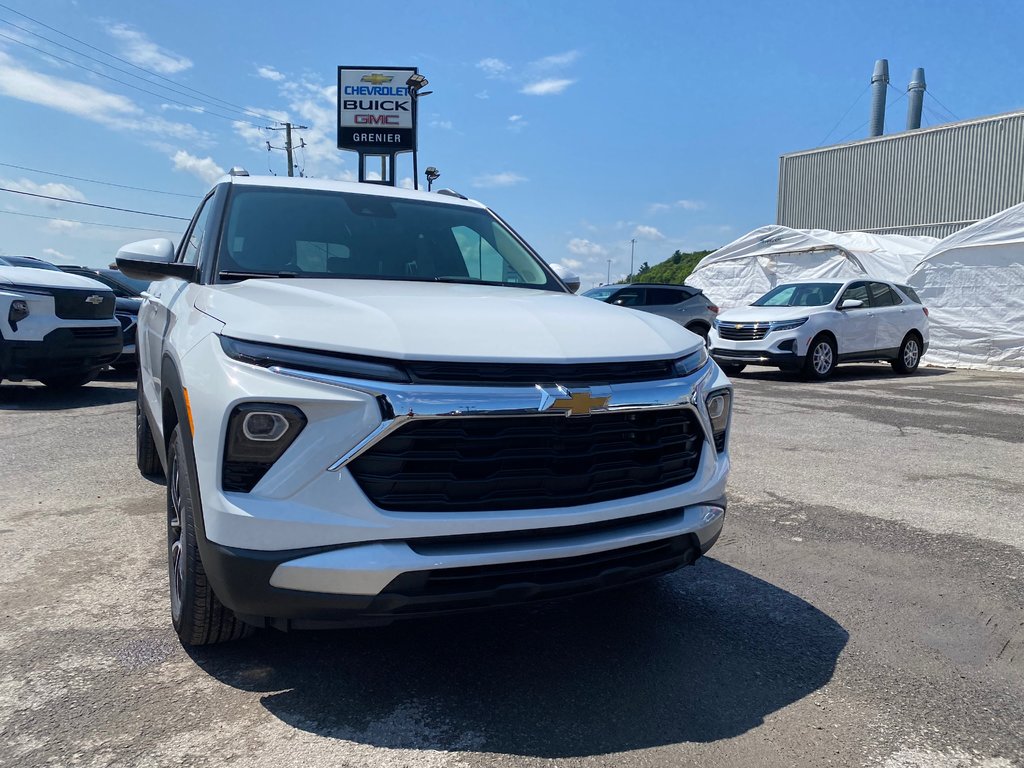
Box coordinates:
[229,166,250,177]
[436,188,468,200]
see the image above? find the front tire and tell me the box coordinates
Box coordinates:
[39,370,97,390]
[803,335,837,380]
[136,373,161,477]
[892,333,922,374]
[167,425,253,646]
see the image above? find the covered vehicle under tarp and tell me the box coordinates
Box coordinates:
[908,203,1024,372]
[687,225,937,309]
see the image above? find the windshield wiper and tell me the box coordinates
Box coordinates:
[431,276,513,287]
[219,270,300,280]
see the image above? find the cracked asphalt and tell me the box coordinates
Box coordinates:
[1,364,1022,767]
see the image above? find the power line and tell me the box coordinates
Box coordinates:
[0,2,282,125]
[927,90,960,122]
[0,31,267,128]
[834,86,906,145]
[0,16,273,125]
[0,209,182,234]
[0,161,200,198]
[0,186,189,219]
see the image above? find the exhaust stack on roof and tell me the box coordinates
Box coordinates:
[869,59,890,137]
[906,67,927,130]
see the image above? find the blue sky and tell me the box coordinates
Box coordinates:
[1,0,1022,286]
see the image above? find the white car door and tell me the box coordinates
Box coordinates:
[868,282,906,353]
[835,281,877,354]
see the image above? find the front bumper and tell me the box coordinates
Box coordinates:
[179,333,733,624]
[0,325,122,379]
[202,499,726,628]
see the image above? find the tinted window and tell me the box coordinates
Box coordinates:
[645,287,685,305]
[181,195,213,265]
[216,188,558,290]
[583,286,617,301]
[840,282,870,306]
[753,282,842,307]
[897,284,922,304]
[868,282,896,307]
[610,288,644,306]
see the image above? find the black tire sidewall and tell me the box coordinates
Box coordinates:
[804,336,837,380]
[894,333,922,374]
[167,426,199,639]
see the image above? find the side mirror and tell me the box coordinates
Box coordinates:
[839,298,864,310]
[549,263,581,293]
[116,238,195,282]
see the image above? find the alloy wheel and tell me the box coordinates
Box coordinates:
[904,339,920,368]
[168,454,184,622]
[813,342,833,375]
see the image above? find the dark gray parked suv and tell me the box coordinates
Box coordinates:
[583,283,720,340]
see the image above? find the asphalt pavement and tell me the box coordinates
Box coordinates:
[0,364,1021,767]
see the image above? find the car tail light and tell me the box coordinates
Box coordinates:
[922,307,929,316]
[708,304,720,314]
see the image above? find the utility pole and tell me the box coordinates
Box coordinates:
[606,258,612,285]
[266,122,309,176]
[629,238,636,282]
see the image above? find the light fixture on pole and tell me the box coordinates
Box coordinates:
[629,238,636,283]
[606,258,612,285]
[425,166,440,191]
[405,73,433,191]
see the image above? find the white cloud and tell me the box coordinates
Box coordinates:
[532,50,580,69]
[399,177,415,190]
[633,225,666,241]
[476,58,510,77]
[521,78,575,96]
[42,247,74,264]
[46,219,82,232]
[257,65,286,82]
[107,24,192,75]
[471,172,527,188]
[562,257,583,270]
[0,51,207,143]
[507,114,527,133]
[430,118,453,130]
[171,151,225,185]
[567,238,607,256]
[474,90,490,100]
[649,199,706,215]
[508,114,524,123]
[1,178,86,207]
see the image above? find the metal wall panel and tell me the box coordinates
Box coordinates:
[778,111,1024,239]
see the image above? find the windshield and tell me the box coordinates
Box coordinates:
[100,271,150,295]
[582,287,617,301]
[752,282,842,307]
[215,187,561,290]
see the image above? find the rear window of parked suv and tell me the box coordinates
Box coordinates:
[897,284,923,303]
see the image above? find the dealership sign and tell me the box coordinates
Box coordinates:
[337,66,417,153]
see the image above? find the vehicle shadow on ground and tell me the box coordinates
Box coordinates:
[0,372,136,410]
[735,363,955,383]
[188,559,848,757]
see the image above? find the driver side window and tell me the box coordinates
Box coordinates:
[840,282,870,307]
[179,194,214,265]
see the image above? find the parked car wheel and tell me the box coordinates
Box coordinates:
[136,376,162,478]
[167,425,253,646]
[892,332,923,374]
[803,335,837,380]
[39,370,97,390]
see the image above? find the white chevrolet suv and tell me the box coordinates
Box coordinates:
[709,279,929,379]
[118,172,732,645]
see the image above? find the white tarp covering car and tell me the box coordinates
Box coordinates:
[908,202,1024,372]
[687,225,937,309]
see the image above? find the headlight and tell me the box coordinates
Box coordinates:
[673,345,708,376]
[223,403,307,492]
[705,389,732,452]
[768,318,808,332]
[220,336,410,383]
[8,299,29,330]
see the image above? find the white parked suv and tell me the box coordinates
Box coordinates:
[0,263,121,388]
[118,172,733,645]
[709,279,929,379]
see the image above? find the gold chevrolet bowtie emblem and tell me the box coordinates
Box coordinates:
[550,391,610,416]
[361,74,394,85]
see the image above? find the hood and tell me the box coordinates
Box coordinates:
[718,305,822,323]
[196,278,701,362]
[0,266,112,291]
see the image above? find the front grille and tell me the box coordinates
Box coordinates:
[348,409,704,512]
[717,322,769,341]
[405,359,676,386]
[70,326,119,339]
[53,289,115,320]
